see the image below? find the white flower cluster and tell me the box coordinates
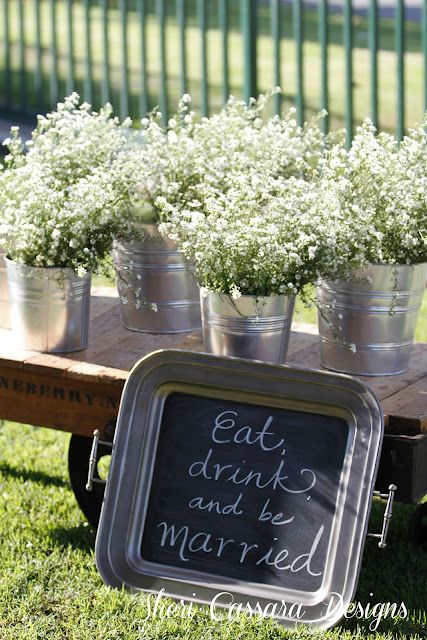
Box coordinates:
[189,92,338,188]
[155,106,426,297]
[158,174,360,298]
[319,118,427,265]
[111,89,337,226]
[1,89,425,292]
[0,94,138,272]
[110,95,200,223]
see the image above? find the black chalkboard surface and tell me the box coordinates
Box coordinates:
[96,350,383,630]
[141,392,349,593]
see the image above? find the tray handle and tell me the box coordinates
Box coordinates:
[368,484,397,548]
[86,429,113,492]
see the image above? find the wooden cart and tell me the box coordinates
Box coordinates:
[0,288,426,543]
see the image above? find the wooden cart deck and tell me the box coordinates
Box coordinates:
[0,287,426,439]
[1,287,426,521]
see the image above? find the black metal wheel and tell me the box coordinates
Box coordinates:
[68,428,114,529]
[409,503,427,550]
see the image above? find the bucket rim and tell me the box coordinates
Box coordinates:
[4,256,91,280]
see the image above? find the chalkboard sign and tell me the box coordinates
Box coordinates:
[96,350,383,630]
[141,392,348,593]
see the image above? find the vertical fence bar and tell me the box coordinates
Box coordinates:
[293,0,304,125]
[198,0,208,116]
[423,0,427,110]
[137,0,148,116]
[396,0,405,139]
[119,0,130,118]
[18,0,26,109]
[34,0,42,108]
[177,0,187,97]
[368,0,378,127]
[156,0,167,122]
[66,0,74,96]
[421,0,427,111]
[319,0,329,132]
[100,0,110,105]
[83,0,92,104]
[271,0,282,115]
[343,0,353,144]
[219,0,230,104]
[49,0,58,107]
[241,0,257,102]
[2,0,11,108]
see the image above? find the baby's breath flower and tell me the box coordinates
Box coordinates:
[115,90,337,228]
[0,95,138,273]
[320,115,427,265]
[159,174,360,297]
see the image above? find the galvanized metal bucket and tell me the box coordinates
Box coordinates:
[5,258,91,353]
[113,224,201,333]
[317,262,427,376]
[0,251,11,330]
[201,290,295,364]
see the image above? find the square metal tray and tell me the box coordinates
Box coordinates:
[96,350,383,629]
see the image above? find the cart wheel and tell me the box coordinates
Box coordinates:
[68,433,112,529]
[409,503,427,550]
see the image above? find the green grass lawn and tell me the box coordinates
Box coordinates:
[0,421,426,638]
[1,1,426,133]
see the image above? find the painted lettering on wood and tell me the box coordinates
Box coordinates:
[0,367,123,435]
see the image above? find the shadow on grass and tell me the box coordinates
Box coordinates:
[0,463,68,488]
[48,522,96,552]
[342,612,426,637]
[46,503,426,636]
[337,500,427,635]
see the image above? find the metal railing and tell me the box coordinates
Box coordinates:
[0,1,426,138]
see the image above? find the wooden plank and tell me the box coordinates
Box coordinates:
[77,329,204,371]
[286,340,321,369]
[0,329,39,368]
[0,284,425,439]
[66,361,128,385]
[382,374,427,435]
[286,339,427,407]
[174,332,205,354]
[363,343,427,401]
[71,303,126,364]
[0,364,123,436]
[89,287,119,320]
[22,353,76,376]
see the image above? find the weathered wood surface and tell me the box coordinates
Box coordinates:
[0,288,425,436]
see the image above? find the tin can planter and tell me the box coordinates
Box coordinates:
[317,262,427,376]
[5,258,91,353]
[201,290,295,364]
[113,224,201,334]
[0,250,11,330]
